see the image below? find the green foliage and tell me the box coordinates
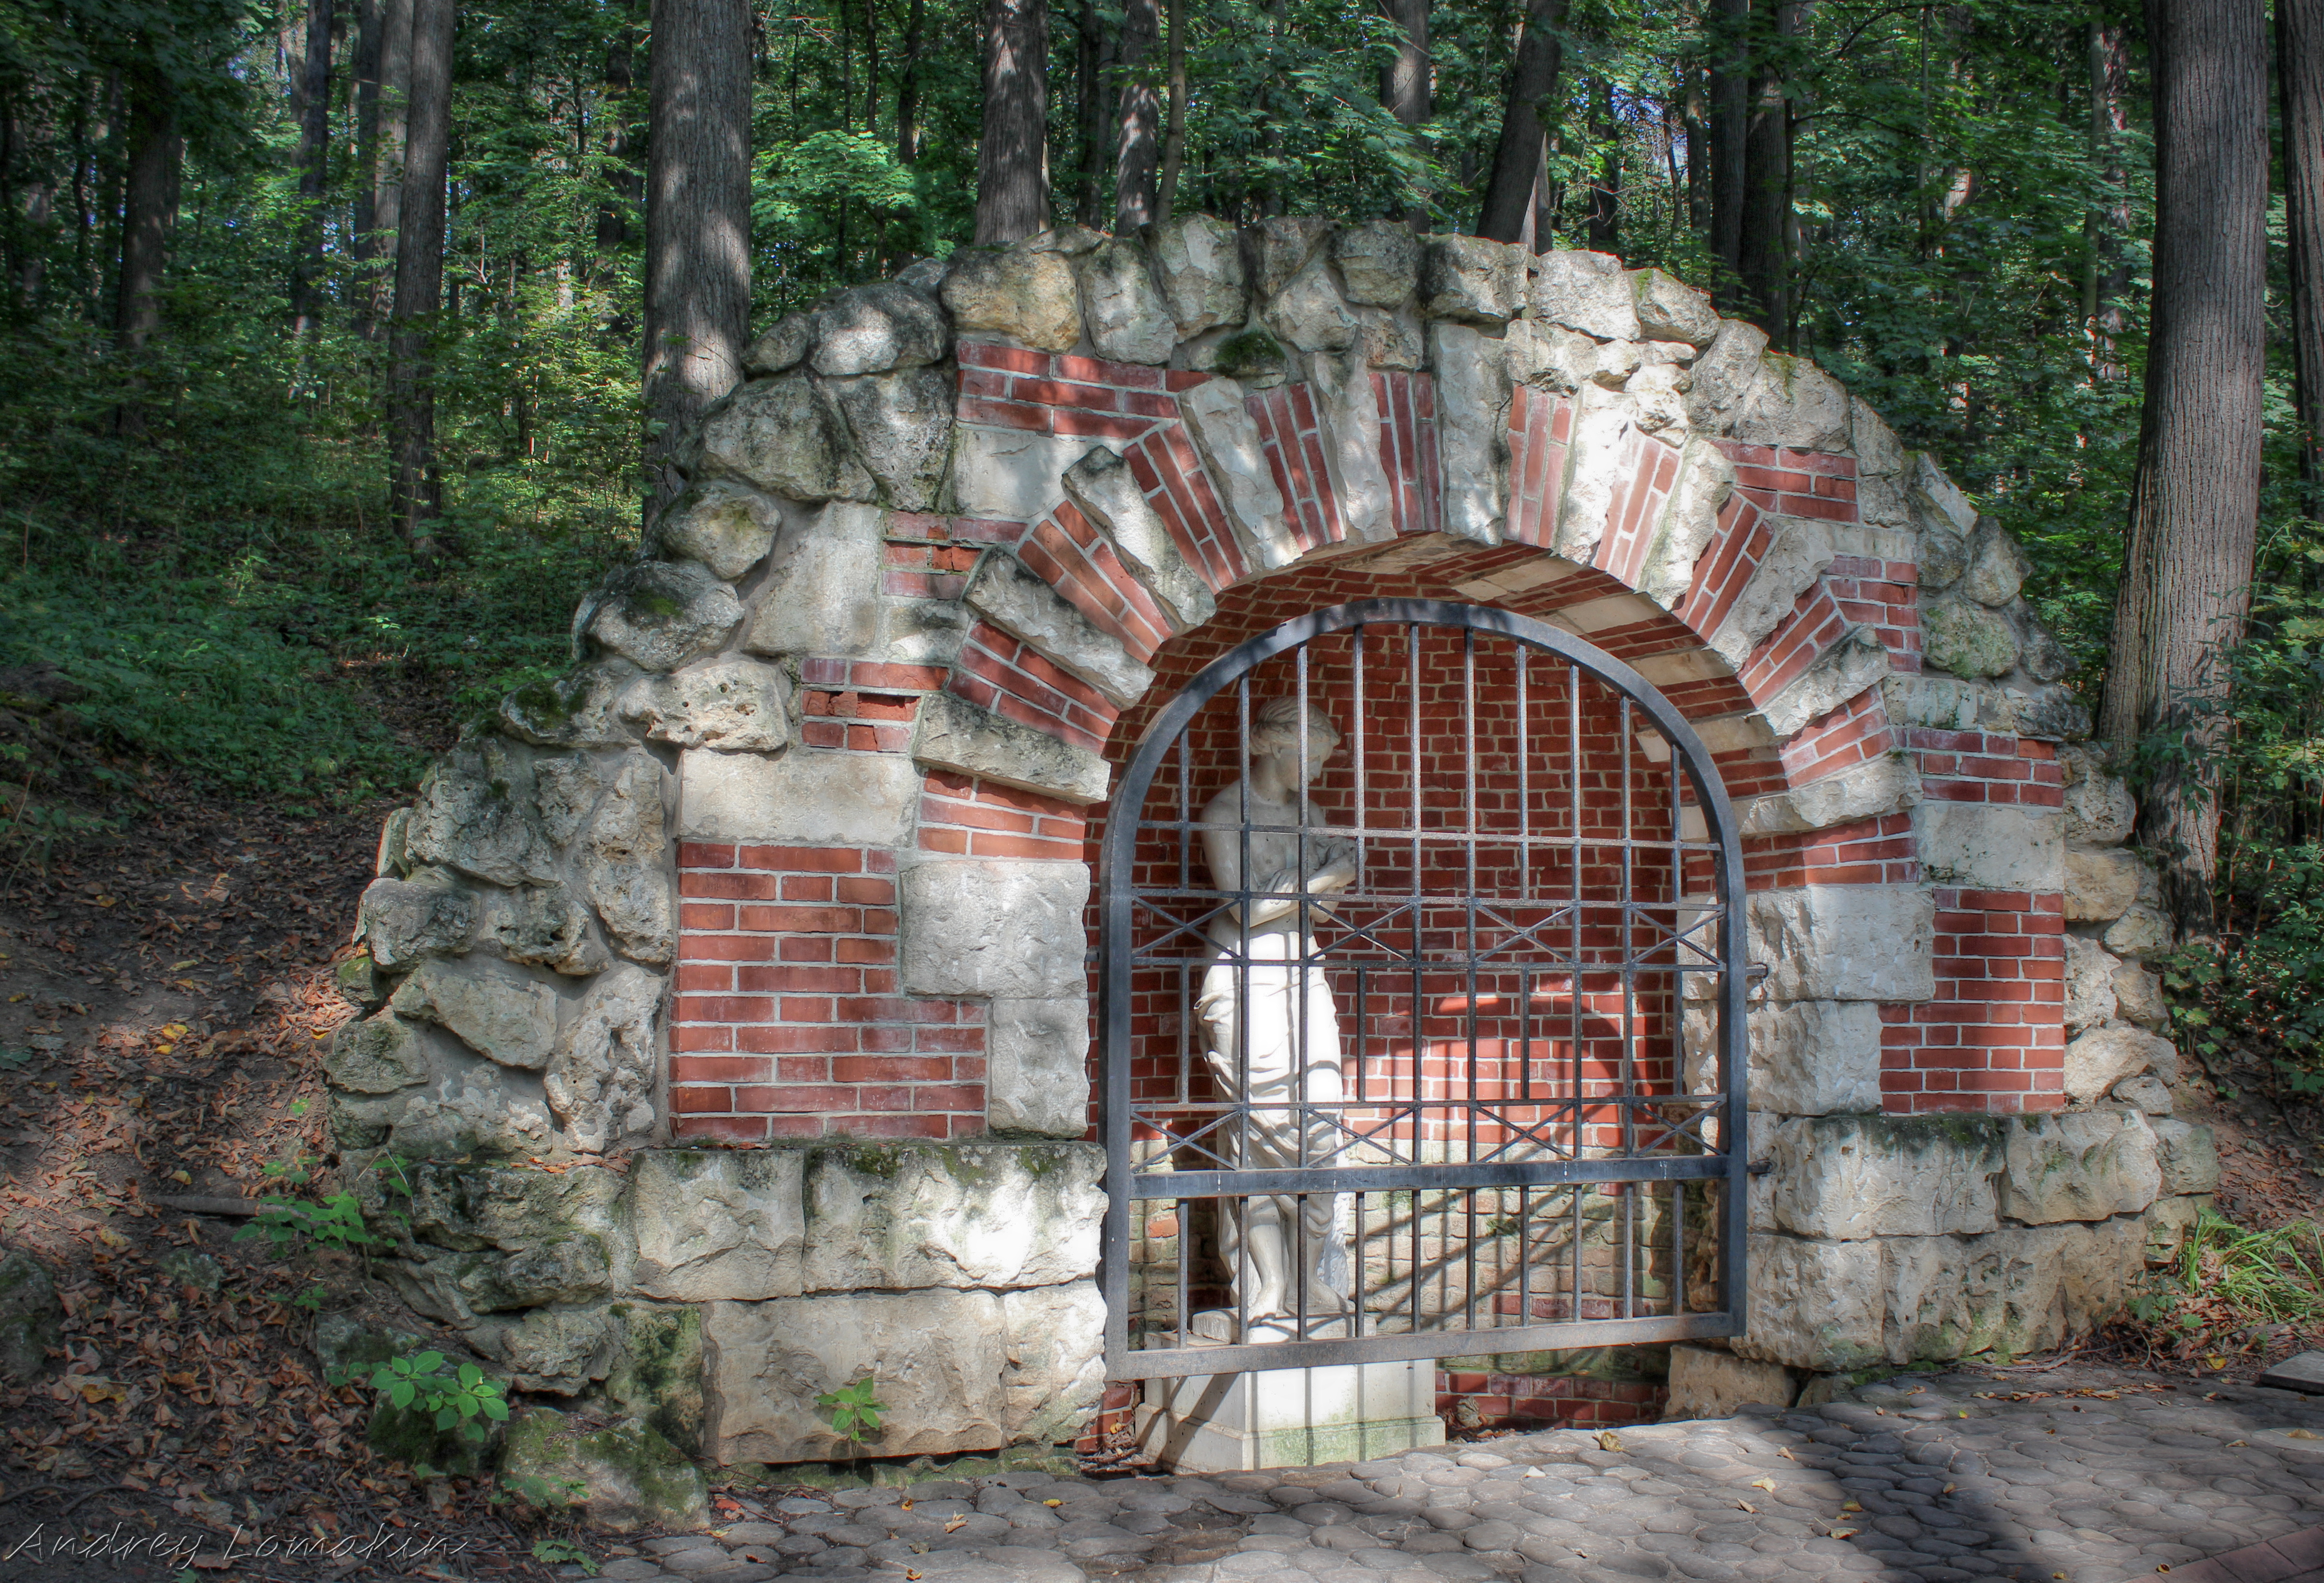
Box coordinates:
[816,1373,886,1453]
[531,1537,599,1574]
[235,1156,388,1256]
[337,1350,513,1446]
[2126,1213,2324,1365]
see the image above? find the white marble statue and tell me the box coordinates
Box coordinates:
[1194,696,1360,1338]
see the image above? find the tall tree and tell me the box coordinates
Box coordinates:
[1071,0,1111,224]
[1584,74,1619,254]
[1114,0,1158,230]
[642,0,751,514]
[352,0,413,338]
[1476,0,1567,243]
[1734,1,1799,334]
[1704,0,1748,302]
[1156,0,1187,219]
[2083,16,2132,379]
[113,57,182,436]
[385,0,454,550]
[897,0,929,164]
[976,0,1049,241]
[2282,0,2324,498]
[289,0,335,338]
[1382,0,1429,226]
[2099,0,2269,931]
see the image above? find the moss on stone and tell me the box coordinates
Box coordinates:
[600,1304,705,1457]
[1213,328,1286,379]
[499,1405,707,1533]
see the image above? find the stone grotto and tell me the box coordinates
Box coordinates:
[323,214,2212,1490]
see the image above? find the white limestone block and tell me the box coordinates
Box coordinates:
[676,748,919,847]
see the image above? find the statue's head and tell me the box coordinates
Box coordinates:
[1248,697,1340,785]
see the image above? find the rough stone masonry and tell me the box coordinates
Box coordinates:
[325,214,2207,1464]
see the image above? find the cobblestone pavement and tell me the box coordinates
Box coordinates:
[565,1364,2324,1583]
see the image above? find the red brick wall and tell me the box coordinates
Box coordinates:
[1435,1369,1668,1432]
[1883,731,2068,1114]
[671,843,987,1142]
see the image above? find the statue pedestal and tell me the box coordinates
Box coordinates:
[1134,1360,1446,1473]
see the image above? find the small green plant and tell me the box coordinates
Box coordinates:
[532,1537,598,1574]
[237,1154,389,1258]
[330,1350,510,1445]
[816,1374,885,1456]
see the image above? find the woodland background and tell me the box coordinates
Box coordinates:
[0,0,2319,1082]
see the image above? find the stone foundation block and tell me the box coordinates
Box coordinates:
[1736,1233,1886,1372]
[2065,848,2142,922]
[1914,801,2064,892]
[1747,886,1936,1002]
[1664,1344,1794,1419]
[1137,1359,1443,1473]
[1997,1110,2160,1223]
[630,1149,807,1302]
[800,1142,1103,1293]
[702,1281,1104,1463]
[2151,1118,2220,1196]
[1761,1114,2003,1240]
[911,690,1111,805]
[676,748,919,847]
[986,996,1094,1137]
[900,857,1090,998]
[2062,1023,2178,1104]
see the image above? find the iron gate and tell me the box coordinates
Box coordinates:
[1098,599,1748,1378]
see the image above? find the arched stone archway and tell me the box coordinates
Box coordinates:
[336,221,2206,1470]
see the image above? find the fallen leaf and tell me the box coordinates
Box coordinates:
[1942,1484,1956,1495]
[899,1498,913,1510]
[1750,1477,1776,1492]
[1830,1528,1857,1540]
[1595,1430,1624,1452]
[1736,1500,1757,1513]
[2288,1429,2321,1441]
[1043,1498,1063,1508]
[944,1515,968,1533]
[1840,1501,1862,1513]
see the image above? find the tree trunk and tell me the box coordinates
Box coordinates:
[1071,0,1110,223]
[2281,0,2324,496]
[1584,73,1618,254]
[976,0,1049,241]
[1114,0,1158,230]
[898,0,928,164]
[643,0,752,517]
[2099,0,2269,934]
[113,64,180,435]
[352,0,380,283]
[1475,0,1567,243]
[2084,18,2131,380]
[290,0,335,337]
[863,0,881,133]
[1734,2,1795,334]
[1156,0,1186,219]
[356,0,413,337]
[386,0,455,552]
[1705,0,1748,304]
[1381,0,1428,226]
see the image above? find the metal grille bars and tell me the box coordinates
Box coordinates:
[1098,600,1749,1379]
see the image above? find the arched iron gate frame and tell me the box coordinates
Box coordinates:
[1098,599,1750,1379]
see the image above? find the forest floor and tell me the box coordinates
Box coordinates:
[0,768,2321,1579]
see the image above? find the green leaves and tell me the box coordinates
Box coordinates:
[363,1351,512,1445]
[816,1373,886,1450]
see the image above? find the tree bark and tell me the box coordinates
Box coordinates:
[2084,18,2131,380]
[2099,0,2269,933]
[2281,0,2324,496]
[643,0,752,517]
[1705,0,1748,304]
[863,0,881,133]
[1381,0,1428,225]
[1583,73,1618,254]
[355,0,413,337]
[1071,0,1110,223]
[975,0,1049,241]
[1156,0,1186,220]
[1114,0,1158,230]
[113,64,180,434]
[289,0,335,337]
[898,0,928,164]
[386,0,455,551]
[1734,2,1796,334]
[1475,0,1567,243]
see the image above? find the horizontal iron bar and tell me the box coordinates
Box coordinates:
[1125,1155,1729,1198]
[1109,1311,1740,1379]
